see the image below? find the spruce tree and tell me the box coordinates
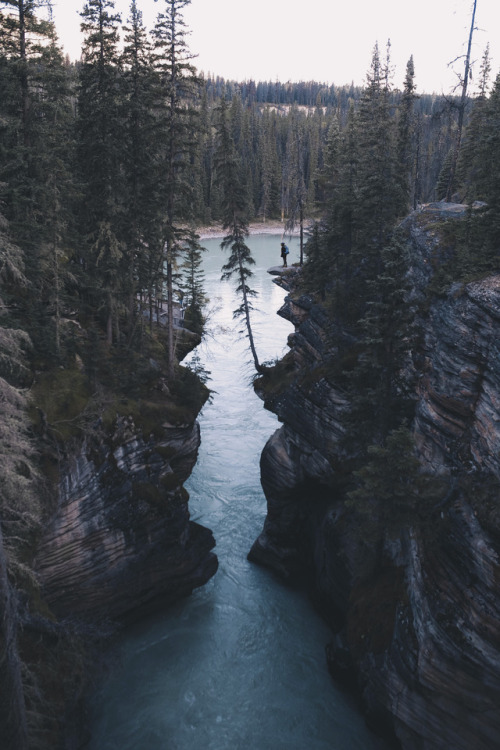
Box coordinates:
[356,42,400,267]
[344,228,415,450]
[77,0,123,345]
[444,0,477,202]
[396,55,418,214]
[120,0,161,334]
[284,106,307,264]
[458,45,492,203]
[474,72,500,260]
[0,3,76,359]
[214,94,263,374]
[347,424,444,541]
[179,230,206,336]
[152,0,200,378]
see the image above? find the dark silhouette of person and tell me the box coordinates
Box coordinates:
[280,242,289,267]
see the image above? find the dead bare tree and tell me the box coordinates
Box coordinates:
[445,0,478,201]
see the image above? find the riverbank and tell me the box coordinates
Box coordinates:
[197,220,308,240]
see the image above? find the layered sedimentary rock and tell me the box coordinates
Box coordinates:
[36,416,217,623]
[250,204,500,749]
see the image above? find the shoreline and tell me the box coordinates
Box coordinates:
[197,221,308,240]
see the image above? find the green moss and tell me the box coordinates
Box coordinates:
[254,351,296,398]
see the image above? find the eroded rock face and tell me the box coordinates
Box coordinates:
[250,205,500,749]
[415,276,500,476]
[36,417,217,623]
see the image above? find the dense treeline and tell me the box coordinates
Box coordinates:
[0,0,499,747]
[297,40,500,542]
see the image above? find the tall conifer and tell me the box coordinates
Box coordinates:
[396,56,418,214]
[214,94,262,374]
[152,0,199,378]
[78,0,123,344]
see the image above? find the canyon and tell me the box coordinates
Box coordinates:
[250,203,500,749]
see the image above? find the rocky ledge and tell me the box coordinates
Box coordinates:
[249,204,500,749]
[35,415,217,624]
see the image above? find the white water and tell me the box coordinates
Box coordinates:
[87,235,386,750]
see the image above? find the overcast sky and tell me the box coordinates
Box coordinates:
[51,0,500,94]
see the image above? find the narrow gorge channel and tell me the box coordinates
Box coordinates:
[87,235,386,750]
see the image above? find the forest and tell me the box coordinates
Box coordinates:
[1,0,500,747]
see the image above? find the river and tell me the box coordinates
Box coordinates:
[87,234,386,750]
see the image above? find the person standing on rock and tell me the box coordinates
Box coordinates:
[280,242,289,267]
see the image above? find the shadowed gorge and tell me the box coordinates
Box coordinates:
[249,205,500,749]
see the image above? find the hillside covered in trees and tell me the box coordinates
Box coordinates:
[1,0,500,748]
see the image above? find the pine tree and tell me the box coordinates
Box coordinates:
[78,0,122,226]
[302,101,360,319]
[444,0,477,202]
[474,72,500,258]
[346,424,444,541]
[0,207,41,750]
[179,230,206,336]
[344,228,416,450]
[0,3,76,359]
[120,0,161,334]
[396,55,418,214]
[458,45,492,203]
[214,94,262,374]
[77,0,123,345]
[0,1,54,150]
[356,42,400,265]
[284,106,307,264]
[152,0,200,378]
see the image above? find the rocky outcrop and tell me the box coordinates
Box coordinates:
[250,204,500,749]
[35,416,217,623]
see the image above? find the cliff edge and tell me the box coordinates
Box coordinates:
[249,203,500,749]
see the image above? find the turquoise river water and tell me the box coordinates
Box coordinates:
[87,235,387,750]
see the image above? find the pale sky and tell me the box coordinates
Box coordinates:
[50,0,500,94]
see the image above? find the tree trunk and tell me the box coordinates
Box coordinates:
[445,0,477,202]
[18,0,30,148]
[299,202,304,266]
[0,526,29,750]
[166,240,175,379]
[238,252,261,373]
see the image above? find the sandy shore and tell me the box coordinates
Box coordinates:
[197,221,306,240]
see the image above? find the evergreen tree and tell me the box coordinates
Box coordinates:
[284,106,307,264]
[0,1,54,151]
[152,0,200,378]
[396,55,418,214]
[356,42,400,268]
[214,94,262,374]
[458,45,492,202]
[474,72,500,259]
[0,3,76,359]
[78,0,122,226]
[179,230,206,336]
[120,0,161,333]
[31,41,77,361]
[344,228,416,450]
[302,101,360,319]
[347,424,444,541]
[77,0,123,345]
[444,0,477,201]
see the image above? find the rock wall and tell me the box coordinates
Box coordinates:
[36,416,217,623]
[250,205,500,749]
